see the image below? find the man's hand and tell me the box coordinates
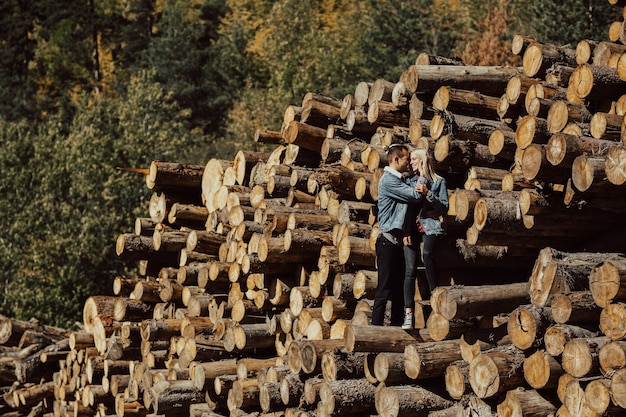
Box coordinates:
[416,183,429,195]
[403,235,412,246]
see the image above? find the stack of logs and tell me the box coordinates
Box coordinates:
[5,1,626,415]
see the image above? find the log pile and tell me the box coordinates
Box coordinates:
[5,2,626,416]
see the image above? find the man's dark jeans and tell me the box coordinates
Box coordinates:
[372,236,405,326]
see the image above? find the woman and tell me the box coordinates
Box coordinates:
[402,148,449,330]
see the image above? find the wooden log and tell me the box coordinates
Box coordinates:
[321,350,365,382]
[593,40,626,66]
[472,193,521,232]
[411,65,520,95]
[352,269,377,300]
[496,387,557,417]
[375,383,454,417]
[506,74,542,104]
[431,282,529,321]
[507,305,552,350]
[318,378,377,416]
[468,345,526,399]
[443,360,471,400]
[300,94,342,129]
[367,100,409,128]
[430,112,513,144]
[113,298,152,322]
[544,132,618,169]
[515,115,551,150]
[605,145,626,186]
[522,349,563,390]
[572,63,624,101]
[254,128,284,145]
[433,86,503,120]
[186,230,226,255]
[589,258,626,307]
[343,325,426,353]
[167,203,208,228]
[599,340,626,375]
[550,291,601,325]
[571,154,606,192]
[149,379,204,415]
[585,377,619,415]
[522,42,577,78]
[589,111,623,141]
[600,302,626,340]
[337,235,376,267]
[146,160,204,190]
[403,339,463,380]
[529,247,622,307]
[116,233,176,266]
[561,336,609,378]
[544,323,598,357]
[611,367,626,409]
[546,99,592,134]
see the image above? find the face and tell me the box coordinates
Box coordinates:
[394,149,410,173]
[410,154,422,174]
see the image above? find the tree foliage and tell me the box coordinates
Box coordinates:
[0,71,194,327]
[515,0,618,46]
[460,0,521,66]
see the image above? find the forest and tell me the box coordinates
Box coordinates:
[0,0,619,328]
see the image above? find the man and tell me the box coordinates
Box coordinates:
[372,143,424,327]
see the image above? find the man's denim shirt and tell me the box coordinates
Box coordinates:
[377,166,423,233]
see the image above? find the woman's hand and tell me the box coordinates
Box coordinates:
[415,183,430,195]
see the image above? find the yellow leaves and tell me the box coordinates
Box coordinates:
[97,33,117,98]
[248,26,272,58]
[458,0,520,67]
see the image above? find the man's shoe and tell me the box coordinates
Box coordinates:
[401,311,413,330]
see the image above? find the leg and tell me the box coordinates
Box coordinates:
[422,234,439,292]
[403,241,418,310]
[372,237,396,325]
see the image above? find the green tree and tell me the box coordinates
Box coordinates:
[220,0,370,148]
[362,0,472,81]
[515,0,618,46]
[459,0,521,66]
[0,0,37,120]
[0,70,195,327]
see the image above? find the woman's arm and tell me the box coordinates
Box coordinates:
[426,178,449,215]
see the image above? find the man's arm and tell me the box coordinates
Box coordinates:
[382,174,424,204]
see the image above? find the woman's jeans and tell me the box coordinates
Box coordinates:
[403,233,439,308]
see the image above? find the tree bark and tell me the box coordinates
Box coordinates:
[375,383,454,417]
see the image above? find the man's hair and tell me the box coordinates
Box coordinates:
[386,143,408,159]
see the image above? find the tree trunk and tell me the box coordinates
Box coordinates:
[375,384,454,417]
[469,345,526,399]
[496,387,557,417]
[403,339,463,380]
[314,378,373,415]
[561,336,608,378]
[431,282,529,321]
[146,161,204,190]
[589,258,626,308]
[550,291,601,325]
[343,325,427,353]
[529,247,623,307]
[522,349,563,390]
[507,305,552,350]
[522,42,577,78]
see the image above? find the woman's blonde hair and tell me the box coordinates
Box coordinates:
[411,149,441,183]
